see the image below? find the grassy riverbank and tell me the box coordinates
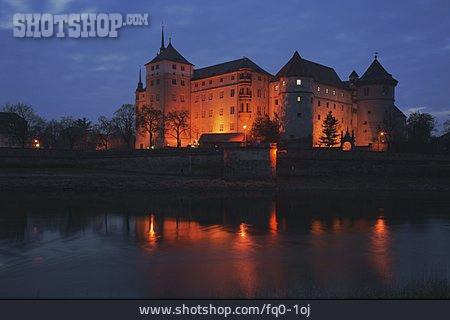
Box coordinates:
[0,167,449,192]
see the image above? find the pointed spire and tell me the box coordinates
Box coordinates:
[160,23,165,53]
[136,66,144,92]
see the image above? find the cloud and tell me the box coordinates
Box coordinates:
[49,0,73,13]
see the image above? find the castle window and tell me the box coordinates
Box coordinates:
[364,121,367,125]
[150,80,154,86]
[209,126,213,132]
[258,76,262,81]
[230,106,235,114]
[275,99,279,105]
[201,111,206,118]
[220,78,223,82]
[230,89,235,97]
[275,85,279,91]
[195,83,198,88]
[382,86,388,95]
[219,108,224,116]
[201,95,206,101]
[219,124,224,132]
[209,80,212,85]
[209,110,213,117]
[318,115,321,120]
[230,123,235,131]
[257,89,261,97]
[219,91,224,99]
[342,118,344,124]
[231,76,235,80]
[246,103,249,112]
[181,66,185,71]
[296,79,302,86]
[317,86,320,92]
[172,79,177,85]
[156,94,160,101]
[341,92,344,97]
[172,64,176,70]
[326,102,329,108]
[332,90,336,96]
[333,104,336,109]
[180,95,185,102]
[297,96,301,103]
[155,64,159,70]
[181,80,185,86]
[239,103,244,112]
[364,129,367,133]
[341,105,344,111]
[297,113,302,118]
[282,81,286,86]
[257,106,262,115]
[172,94,177,101]
[368,110,371,114]
[318,100,321,107]
[202,81,205,86]
[151,66,154,71]
[364,87,370,96]
[150,95,154,102]
[156,79,160,85]
[326,88,329,94]
[208,93,213,100]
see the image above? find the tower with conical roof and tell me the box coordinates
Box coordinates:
[135,26,194,149]
[354,56,403,148]
[271,51,315,146]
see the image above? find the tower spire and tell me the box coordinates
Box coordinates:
[136,66,144,92]
[160,23,165,53]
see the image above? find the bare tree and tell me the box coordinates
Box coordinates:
[165,110,189,147]
[378,111,397,151]
[93,116,115,150]
[1,103,45,147]
[112,104,135,149]
[136,105,162,148]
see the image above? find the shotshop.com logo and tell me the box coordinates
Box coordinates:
[12,13,149,38]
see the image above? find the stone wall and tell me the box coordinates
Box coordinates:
[223,144,277,180]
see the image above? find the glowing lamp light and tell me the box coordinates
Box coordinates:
[243,125,247,130]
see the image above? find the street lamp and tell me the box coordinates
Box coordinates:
[243,125,247,146]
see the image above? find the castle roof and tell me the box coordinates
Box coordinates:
[275,51,347,88]
[357,59,398,85]
[349,70,359,78]
[193,57,271,80]
[146,42,193,66]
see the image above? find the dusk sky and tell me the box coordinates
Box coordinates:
[1,0,449,132]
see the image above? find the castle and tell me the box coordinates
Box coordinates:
[135,29,406,150]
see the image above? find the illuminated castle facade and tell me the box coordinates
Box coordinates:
[135,31,406,149]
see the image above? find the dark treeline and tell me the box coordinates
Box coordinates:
[1,102,449,153]
[1,103,135,150]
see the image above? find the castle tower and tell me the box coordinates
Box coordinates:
[271,51,314,146]
[354,56,401,149]
[135,28,194,148]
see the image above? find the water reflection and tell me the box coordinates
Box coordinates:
[0,192,449,298]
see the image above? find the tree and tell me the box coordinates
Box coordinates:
[59,117,79,150]
[136,105,162,148]
[1,103,45,148]
[444,119,450,134]
[112,104,135,149]
[407,112,435,151]
[93,116,115,150]
[41,119,63,149]
[165,109,190,147]
[378,112,397,151]
[250,114,281,144]
[319,111,339,147]
[74,117,93,150]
